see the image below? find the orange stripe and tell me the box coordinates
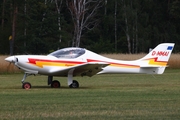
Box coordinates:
[87,59,140,68]
[28,58,85,68]
[147,57,167,66]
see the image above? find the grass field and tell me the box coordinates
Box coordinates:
[0,69,180,120]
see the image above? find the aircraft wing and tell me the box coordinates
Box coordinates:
[49,62,109,77]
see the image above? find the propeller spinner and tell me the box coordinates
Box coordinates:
[5,56,18,63]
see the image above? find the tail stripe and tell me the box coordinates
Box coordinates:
[139,43,175,74]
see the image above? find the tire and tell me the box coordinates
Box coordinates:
[69,80,79,88]
[51,80,60,88]
[22,82,31,89]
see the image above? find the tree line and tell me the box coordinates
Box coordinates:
[0,0,180,55]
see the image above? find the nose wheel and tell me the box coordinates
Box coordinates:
[21,73,32,89]
[22,82,31,89]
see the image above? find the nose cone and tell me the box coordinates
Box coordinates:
[5,56,16,63]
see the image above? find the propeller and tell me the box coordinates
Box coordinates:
[7,62,13,72]
[5,56,18,73]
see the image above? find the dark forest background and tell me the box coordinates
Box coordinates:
[0,0,180,55]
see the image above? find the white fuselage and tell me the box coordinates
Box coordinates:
[6,43,175,76]
[10,51,145,76]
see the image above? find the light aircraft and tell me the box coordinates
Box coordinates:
[5,43,174,89]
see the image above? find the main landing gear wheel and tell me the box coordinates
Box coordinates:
[51,80,60,88]
[69,80,79,88]
[22,82,31,89]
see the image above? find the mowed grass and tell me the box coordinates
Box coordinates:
[0,69,180,120]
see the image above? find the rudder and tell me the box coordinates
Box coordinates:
[139,43,175,74]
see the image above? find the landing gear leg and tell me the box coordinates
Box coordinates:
[68,69,79,88]
[21,73,32,89]
[68,69,74,86]
[48,76,53,85]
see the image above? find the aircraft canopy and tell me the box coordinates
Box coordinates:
[48,47,85,59]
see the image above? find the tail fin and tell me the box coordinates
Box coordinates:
[139,43,175,74]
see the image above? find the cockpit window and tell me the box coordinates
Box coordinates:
[48,47,85,59]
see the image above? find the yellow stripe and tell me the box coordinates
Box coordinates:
[148,59,167,66]
[110,64,139,68]
[36,61,76,68]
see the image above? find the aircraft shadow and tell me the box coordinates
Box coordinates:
[31,86,90,89]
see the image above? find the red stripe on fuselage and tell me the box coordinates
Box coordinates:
[28,58,85,65]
